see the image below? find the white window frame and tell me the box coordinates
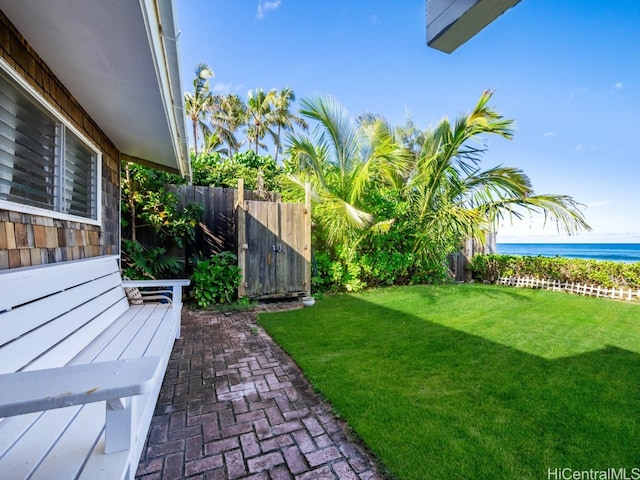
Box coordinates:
[0,58,102,226]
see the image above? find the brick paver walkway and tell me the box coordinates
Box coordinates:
[136,307,384,480]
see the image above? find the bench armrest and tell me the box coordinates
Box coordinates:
[0,357,161,417]
[121,279,191,287]
[0,357,163,453]
[121,279,190,309]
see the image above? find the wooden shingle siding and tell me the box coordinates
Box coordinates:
[0,9,120,270]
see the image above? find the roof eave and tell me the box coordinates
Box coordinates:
[141,0,191,180]
[427,0,521,53]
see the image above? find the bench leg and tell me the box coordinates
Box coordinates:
[105,397,135,454]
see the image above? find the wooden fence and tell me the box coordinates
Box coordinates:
[496,276,640,302]
[170,183,310,300]
[169,185,273,256]
[236,181,311,299]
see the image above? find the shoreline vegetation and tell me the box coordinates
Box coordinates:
[469,253,640,290]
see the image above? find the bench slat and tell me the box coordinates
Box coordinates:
[0,255,120,312]
[27,296,131,373]
[1,289,128,374]
[0,412,41,457]
[90,305,174,363]
[78,446,130,480]
[0,405,90,479]
[0,271,123,347]
[30,403,107,480]
[69,305,153,365]
[77,306,180,480]
[123,307,175,358]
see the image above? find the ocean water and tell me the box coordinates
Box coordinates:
[496,243,640,263]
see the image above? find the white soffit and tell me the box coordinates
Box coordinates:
[427,0,521,53]
[0,0,189,176]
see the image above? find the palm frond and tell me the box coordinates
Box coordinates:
[299,95,358,172]
[486,194,591,236]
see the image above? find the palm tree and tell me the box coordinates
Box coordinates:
[285,94,407,254]
[271,88,308,163]
[246,88,278,154]
[400,90,591,263]
[184,63,214,156]
[209,93,247,155]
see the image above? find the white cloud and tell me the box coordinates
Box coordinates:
[257,0,281,19]
[568,87,588,101]
[543,131,556,137]
[573,143,597,152]
[211,82,244,95]
[212,82,233,94]
[615,82,623,89]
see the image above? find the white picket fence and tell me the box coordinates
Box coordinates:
[496,276,640,302]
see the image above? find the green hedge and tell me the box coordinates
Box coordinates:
[468,254,640,289]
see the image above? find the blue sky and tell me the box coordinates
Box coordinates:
[175,0,640,243]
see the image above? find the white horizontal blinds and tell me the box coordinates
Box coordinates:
[0,67,99,221]
[64,129,96,218]
[0,74,58,210]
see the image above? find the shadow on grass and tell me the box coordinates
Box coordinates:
[259,286,640,480]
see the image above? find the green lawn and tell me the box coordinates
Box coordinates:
[258,284,640,480]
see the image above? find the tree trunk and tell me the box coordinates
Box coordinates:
[192,119,199,157]
[274,125,282,163]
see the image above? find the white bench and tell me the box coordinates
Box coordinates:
[0,255,190,480]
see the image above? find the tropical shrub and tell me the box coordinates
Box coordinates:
[191,151,284,193]
[310,251,334,293]
[121,162,203,248]
[191,252,242,307]
[121,239,184,280]
[468,254,640,288]
[311,248,450,293]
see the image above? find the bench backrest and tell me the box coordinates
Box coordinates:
[0,255,129,374]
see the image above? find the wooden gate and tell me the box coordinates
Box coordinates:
[237,181,311,299]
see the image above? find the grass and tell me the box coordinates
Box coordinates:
[258,284,640,480]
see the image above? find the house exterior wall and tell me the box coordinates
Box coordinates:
[0,10,120,270]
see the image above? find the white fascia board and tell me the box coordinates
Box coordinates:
[427,0,521,53]
[140,0,191,180]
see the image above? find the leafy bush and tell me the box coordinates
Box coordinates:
[191,151,284,193]
[468,254,640,289]
[311,248,450,294]
[121,162,204,248]
[191,252,242,308]
[311,251,334,293]
[121,239,183,279]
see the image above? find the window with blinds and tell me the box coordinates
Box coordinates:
[0,68,99,221]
